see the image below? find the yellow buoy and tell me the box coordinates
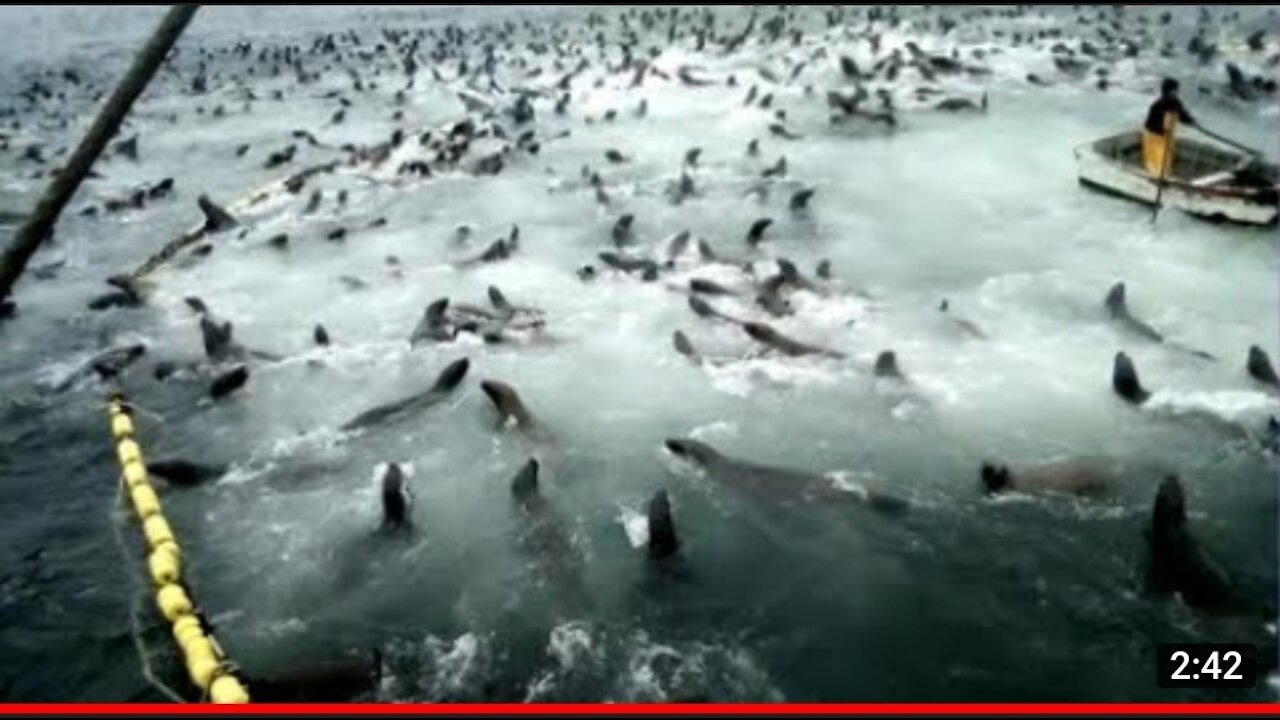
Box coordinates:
[111,412,134,439]
[184,638,220,690]
[130,484,162,520]
[156,583,193,622]
[142,515,175,550]
[210,675,250,704]
[122,460,148,488]
[148,545,181,585]
[117,438,142,466]
[172,615,204,649]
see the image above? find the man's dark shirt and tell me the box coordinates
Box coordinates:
[1145,95,1194,135]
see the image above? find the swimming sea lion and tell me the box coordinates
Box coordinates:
[147,459,227,487]
[409,298,455,345]
[1148,475,1240,611]
[980,460,1113,497]
[197,194,239,233]
[743,321,845,359]
[210,365,249,400]
[379,463,411,531]
[1105,282,1213,360]
[249,650,383,703]
[1247,346,1278,388]
[873,350,904,379]
[480,379,537,432]
[1112,351,1149,405]
[647,490,680,559]
[664,438,906,514]
[341,358,469,431]
[746,218,773,248]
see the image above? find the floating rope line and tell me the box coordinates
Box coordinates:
[106,392,250,704]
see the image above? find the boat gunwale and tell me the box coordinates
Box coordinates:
[1074,133,1280,204]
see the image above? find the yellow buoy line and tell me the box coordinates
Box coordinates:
[107,393,250,704]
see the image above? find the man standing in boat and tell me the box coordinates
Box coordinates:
[1142,78,1197,177]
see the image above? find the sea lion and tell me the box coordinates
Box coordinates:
[197,194,238,233]
[775,258,821,293]
[938,300,987,339]
[199,313,242,362]
[647,490,680,559]
[1112,351,1150,405]
[743,321,845,359]
[1148,475,1241,611]
[612,213,635,247]
[147,459,227,487]
[1105,282,1162,342]
[455,239,513,269]
[789,188,815,211]
[1105,282,1213,360]
[688,295,744,326]
[341,358,469,431]
[409,298,455,345]
[379,463,411,531]
[754,275,794,318]
[745,218,773,248]
[249,650,383,703]
[598,251,659,279]
[980,460,1113,498]
[873,351,904,379]
[672,330,701,363]
[664,438,906,514]
[689,278,737,296]
[480,379,538,432]
[314,324,330,347]
[1247,346,1278,388]
[663,230,692,265]
[87,344,147,381]
[210,365,249,400]
[508,458,586,610]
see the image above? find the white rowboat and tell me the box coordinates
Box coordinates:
[1074,130,1279,226]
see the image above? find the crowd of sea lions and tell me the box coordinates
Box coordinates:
[1,3,1277,702]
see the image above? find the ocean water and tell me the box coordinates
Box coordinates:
[0,4,1277,703]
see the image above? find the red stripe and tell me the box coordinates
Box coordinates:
[0,705,1276,715]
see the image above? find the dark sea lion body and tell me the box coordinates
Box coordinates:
[341,358,469,431]
[249,651,382,703]
[1148,476,1242,612]
[380,463,411,530]
[148,459,227,487]
[743,321,844,359]
[665,438,905,514]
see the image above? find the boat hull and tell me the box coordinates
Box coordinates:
[1074,132,1279,226]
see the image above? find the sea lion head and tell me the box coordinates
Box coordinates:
[980,462,1012,494]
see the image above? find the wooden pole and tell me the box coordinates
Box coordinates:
[1151,121,1178,223]
[0,4,200,303]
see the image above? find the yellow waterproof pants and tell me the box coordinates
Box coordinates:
[1142,115,1178,178]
